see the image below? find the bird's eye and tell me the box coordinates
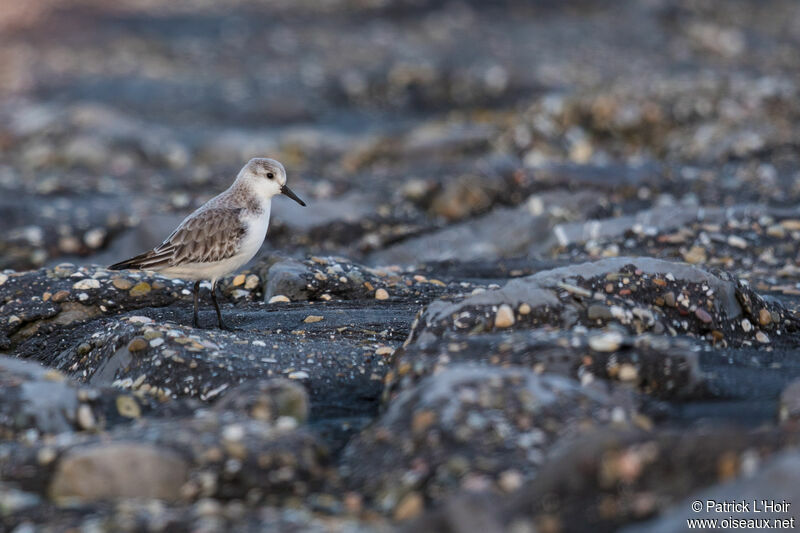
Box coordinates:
[267,172,274,179]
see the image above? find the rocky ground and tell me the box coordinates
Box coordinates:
[3,0,800,531]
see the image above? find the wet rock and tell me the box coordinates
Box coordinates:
[623,449,800,533]
[341,365,635,515]
[411,257,799,348]
[1,413,331,505]
[262,256,458,303]
[214,379,310,424]
[49,443,189,502]
[409,427,800,533]
[369,190,597,266]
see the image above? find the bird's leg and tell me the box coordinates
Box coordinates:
[211,280,228,330]
[193,280,201,328]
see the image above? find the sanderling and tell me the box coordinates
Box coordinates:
[109,157,306,329]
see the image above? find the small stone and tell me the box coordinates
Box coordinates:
[49,443,188,502]
[587,304,613,321]
[758,308,772,326]
[303,315,324,323]
[244,274,259,290]
[727,235,747,249]
[129,282,151,297]
[694,308,712,324]
[518,303,531,315]
[588,331,623,352]
[72,279,100,290]
[394,492,424,521]
[755,331,770,344]
[498,469,523,493]
[52,290,70,302]
[376,346,393,356]
[116,396,141,418]
[77,342,92,355]
[288,371,309,380]
[83,228,106,249]
[780,219,800,231]
[766,225,786,238]
[683,246,707,264]
[663,292,676,307]
[741,319,752,332]
[268,295,290,303]
[150,338,165,348]
[618,364,638,382]
[232,274,246,287]
[375,288,390,300]
[494,304,515,328]
[112,277,133,290]
[76,404,96,430]
[0,274,7,286]
[127,337,148,352]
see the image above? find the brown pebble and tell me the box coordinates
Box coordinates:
[52,290,70,303]
[663,292,676,307]
[116,395,141,418]
[112,277,133,290]
[494,304,515,328]
[375,288,389,300]
[758,308,772,326]
[394,492,424,521]
[129,282,151,297]
[127,337,148,352]
[232,274,246,287]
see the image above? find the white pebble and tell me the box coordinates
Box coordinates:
[72,279,100,290]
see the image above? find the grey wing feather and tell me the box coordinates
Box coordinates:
[162,207,247,266]
[109,207,246,271]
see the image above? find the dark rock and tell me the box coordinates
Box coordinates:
[341,364,636,515]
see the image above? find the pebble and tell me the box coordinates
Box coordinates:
[129,282,151,297]
[72,278,100,290]
[618,364,638,381]
[694,308,712,324]
[303,315,324,323]
[663,292,676,307]
[588,331,623,352]
[76,404,96,430]
[758,308,772,326]
[756,331,770,344]
[741,319,752,332]
[375,288,389,300]
[83,228,106,249]
[494,304,515,328]
[127,337,148,352]
[683,246,707,264]
[518,303,531,315]
[727,235,747,249]
[268,295,290,303]
[150,338,165,348]
[0,274,7,286]
[116,395,141,418]
[112,277,133,290]
[232,274,246,287]
[587,304,613,321]
[288,371,310,380]
[394,492,424,521]
[244,274,259,290]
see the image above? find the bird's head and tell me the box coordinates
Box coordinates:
[239,157,306,206]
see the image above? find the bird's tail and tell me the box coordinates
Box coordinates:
[108,249,169,271]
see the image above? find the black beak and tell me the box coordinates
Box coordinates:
[281,185,306,206]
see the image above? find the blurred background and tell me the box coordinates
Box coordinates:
[1,0,800,271]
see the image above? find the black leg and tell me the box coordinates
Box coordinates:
[211,280,228,330]
[193,280,201,328]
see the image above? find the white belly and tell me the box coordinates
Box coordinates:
[158,206,270,283]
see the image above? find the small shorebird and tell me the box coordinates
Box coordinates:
[109,158,306,329]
